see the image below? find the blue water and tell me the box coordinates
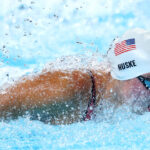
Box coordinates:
[0,0,150,149]
[0,113,150,150]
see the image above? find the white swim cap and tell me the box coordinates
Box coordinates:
[107,28,150,80]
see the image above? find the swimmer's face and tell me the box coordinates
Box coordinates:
[121,73,150,113]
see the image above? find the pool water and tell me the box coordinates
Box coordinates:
[0,112,150,150]
[0,0,150,149]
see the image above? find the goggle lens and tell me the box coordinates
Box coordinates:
[138,76,150,90]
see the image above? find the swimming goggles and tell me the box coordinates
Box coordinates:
[137,76,150,90]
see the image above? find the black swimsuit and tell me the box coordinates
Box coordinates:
[83,71,96,121]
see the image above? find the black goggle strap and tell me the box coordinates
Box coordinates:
[137,76,150,90]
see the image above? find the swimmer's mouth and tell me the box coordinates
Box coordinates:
[148,105,150,112]
[146,98,150,112]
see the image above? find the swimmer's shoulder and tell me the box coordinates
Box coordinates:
[91,69,111,95]
[91,69,111,82]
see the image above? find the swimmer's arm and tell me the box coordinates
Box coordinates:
[0,70,92,117]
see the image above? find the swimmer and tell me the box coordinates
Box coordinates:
[0,28,150,125]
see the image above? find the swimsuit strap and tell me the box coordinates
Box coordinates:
[83,71,96,121]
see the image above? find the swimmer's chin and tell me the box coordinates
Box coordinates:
[96,96,150,118]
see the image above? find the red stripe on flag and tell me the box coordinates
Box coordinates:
[115,48,136,56]
[114,40,136,56]
[115,45,136,53]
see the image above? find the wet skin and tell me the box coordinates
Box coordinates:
[0,70,149,124]
[114,73,150,113]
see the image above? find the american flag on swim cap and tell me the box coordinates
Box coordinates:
[114,38,136,56]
